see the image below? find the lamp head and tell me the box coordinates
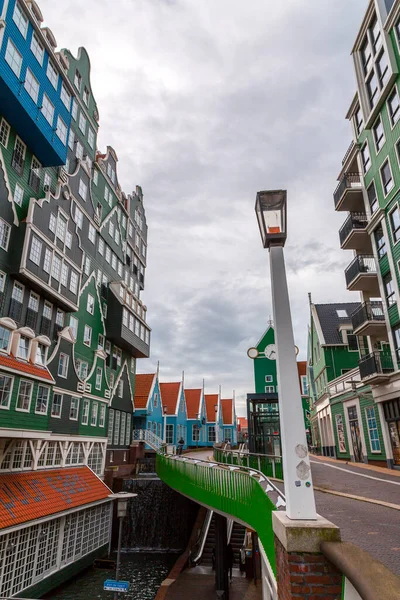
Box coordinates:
[255,189,287,248]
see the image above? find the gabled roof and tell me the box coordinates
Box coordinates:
[221,399,233,425]
[314,303,360,345]
[0,467,111,530]
[134,373,156,409]
[205,394,218,422]
[160,382,181,415]
[0,354,54,382]
[185,389,202,419]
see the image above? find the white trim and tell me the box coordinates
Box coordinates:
[364,405,382,454]
[379,156,395,198]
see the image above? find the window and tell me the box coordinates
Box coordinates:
[98,334,104,349]
[373,117,385,152]
[29,236,42,265]
[374,225,386,258]
[13,3,28,37]
[0,375,13,408]
[114,411,121,445]
[115,229,120,245]
[91,403,98,426]
[84,325,92,346]
[16,380,33,411]
[166,424,174,444]
[367,71,378,109]
[390,206,400,244]
[384,273,396,306]
[96,367,102,390]
[69,316,78,340]
[208,426,216,442]
[51,254,61,280]
[361,38,372,74]
[24,69,39,103]
[388,87,400,126]
[367,181,378,214]
[365,406,381,452]
[265,386,275,393]
[361,142,371,173]
[377,50,389,88]
[0,219,11,251]
[74,205,83,229]
[354,106,363,136]
[88,224,96,244]
[70,271,78,294]
[84,255,91,275]
[76,359,88,379]
[336,309,348,318]
[42,94,54,125]
[301,376,309,395]
[35,385,49,414]
[43,301,52,320]
[46,59,58,89]
[118,380,124,398]
[51,393,63,417]
[56,117,67,145]
[76,141,83,160]
[0,272,5,294]
[49,213,57,234]
[88,128,95,149]
[93,170,98,185]
[393,325,400,360]
[335,413,346,453]
[70,397,79,420]
[58,353,69,377]
[381,160,394,196]
[0,326,11,352]
[0,119,10,148]
[55,309,64,327]
[82,399,90,424]
[87,294,95,315]
[12,281,24,303]
[74,69,82,90]
[34,342,45,367]
[17,335,30,359]
[61,263,69,287]
[61,83,71,110]
[347,331,358,351]
[66,229,72,248]
[28,292,39,312]
[78,179,87,201]
[5,39,22,77]
[56,214,67,242]
[79,113,86,135]
[83,86,90,105]
[120,413,126,445]
[109,221,114,238]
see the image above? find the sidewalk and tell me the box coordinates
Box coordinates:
[310,453,400,478]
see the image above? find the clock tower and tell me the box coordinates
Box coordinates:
[247,323,278,394]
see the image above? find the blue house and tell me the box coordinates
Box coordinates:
[185,387,208,447]
[219,397,238,444]
[133,372,163,444]
[160,381,187,448]
[0,0,73,165]
[205,393,219,446]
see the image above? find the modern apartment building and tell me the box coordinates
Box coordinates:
[0,0,151,596]
[333,0,400,468]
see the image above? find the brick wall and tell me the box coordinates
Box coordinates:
[275,538,342,600]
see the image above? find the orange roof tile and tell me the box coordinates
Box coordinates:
[205,394,218,422]
[185,389,202,419]
[160,382,181,415]
[237,417,248,430]
[221,399,233,425]
[0,354,54,382]
[297,361,307,395]
[134,373,155,409]
[0,467,111,530]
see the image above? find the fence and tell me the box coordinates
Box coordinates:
[213,446,283,480]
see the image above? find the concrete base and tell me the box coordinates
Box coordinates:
[272,512,341,553]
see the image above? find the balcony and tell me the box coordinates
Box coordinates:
[106,286,150,358]
[345,255,379,295]
[351,301,387,337]
[359,352,394,382]
[339,213,371,252]
[334,173,364,212]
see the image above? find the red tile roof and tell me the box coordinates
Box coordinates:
[185,389,202,419]
[0,354,54,382]
[160,382,181,415]
[237,417,248,430]
[0,467,111,530]
[134,373,155,409]
[205,394,218,422]
[297,361,307,395]
[221,399,233,425]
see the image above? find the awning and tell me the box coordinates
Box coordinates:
[0,466,112,530]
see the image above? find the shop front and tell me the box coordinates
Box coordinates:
[383,398,400,468]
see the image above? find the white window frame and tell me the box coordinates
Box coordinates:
[380,157,394,198]
[46,59,59,89]
[16,379,33,412]
[365,406,381,453]
[84,325,92,346]
[58,353,69,378]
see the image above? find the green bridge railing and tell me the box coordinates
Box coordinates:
[213,447,284,480]
[156,453,285,574]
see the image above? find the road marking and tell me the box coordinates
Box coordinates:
[310,460,400,486]
[314,486,400,510]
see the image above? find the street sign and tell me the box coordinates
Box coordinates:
[104,579,130,592]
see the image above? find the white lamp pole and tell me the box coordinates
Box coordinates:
[163,406,168,443]
[255,190,316,520]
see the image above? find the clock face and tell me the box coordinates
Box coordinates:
[265,344,277,360]
[247,347,259,359]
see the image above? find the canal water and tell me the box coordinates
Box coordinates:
[45,552,178,600]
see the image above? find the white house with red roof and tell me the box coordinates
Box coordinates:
[133,372,163,444]
[160,379,188,447]
[219,396,238,444]
[185,386,207,447]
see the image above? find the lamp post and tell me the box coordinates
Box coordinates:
[255,190,316,520]
[163,405,168,444]
[110,492,137,599]
[196,413,201,449]
[214,404,218,444]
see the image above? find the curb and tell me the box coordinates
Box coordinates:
[313,486,400,511]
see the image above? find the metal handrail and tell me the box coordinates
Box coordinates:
[334,172,362,207]
[213,446,283,480]
[342,140,355,166]
[339,212,368,246]
[132,429,164,451]
[351,301,385,331]
[345,255,376,287]
[190,509,214,565]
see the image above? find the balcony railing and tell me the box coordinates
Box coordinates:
[345,255,376,288]
[339,212,368,247]
[334,172,362,208]
[351,301,385,332]
[359,352,394,380]
[341,140,355,166]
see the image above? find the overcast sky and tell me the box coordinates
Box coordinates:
[40,0,367,416]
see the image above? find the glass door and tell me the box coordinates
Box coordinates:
[348,406,363,462]
[388,421,400,466]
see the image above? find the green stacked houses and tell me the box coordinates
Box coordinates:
[0,0,150,596]
[309,0,400,469]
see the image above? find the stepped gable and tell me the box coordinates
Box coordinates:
[159,382,181,415]
[0,467,111,530]
[205,394,218,422]
[134,373,155,409]
[221,399,233,425]
[185,389,202,419]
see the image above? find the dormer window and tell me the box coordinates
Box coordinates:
[17,335,30,360]
[35,343,46,366]
[0,326,11,352]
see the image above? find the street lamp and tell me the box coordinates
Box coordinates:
[214,404,218,444]
[255,189,316,520]
[163,405,168,445]
[110,492,137,599]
